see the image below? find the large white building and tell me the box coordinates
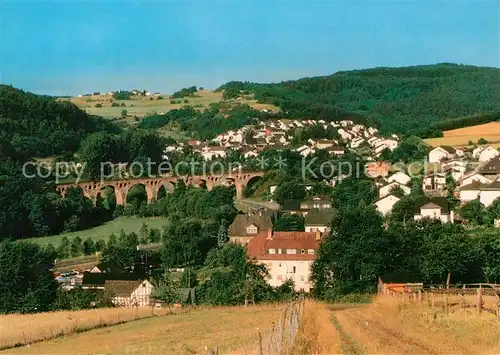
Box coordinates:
[246,230,321,292]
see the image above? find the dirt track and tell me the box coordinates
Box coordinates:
[328,305,479,355]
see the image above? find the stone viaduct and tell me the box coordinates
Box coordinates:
[55,172,264,205]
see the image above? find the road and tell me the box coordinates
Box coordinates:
[235,198,280,212]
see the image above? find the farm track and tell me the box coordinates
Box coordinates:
[329,306,460,355]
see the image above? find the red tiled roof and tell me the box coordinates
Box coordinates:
[246,230,321,261]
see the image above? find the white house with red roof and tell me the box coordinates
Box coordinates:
[246,230,321,292]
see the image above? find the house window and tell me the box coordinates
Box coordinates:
[278,249,282,254]
[300,275,305,281]
[308,249,315,255]
[293,266,296,274]
[287,249,297,254]
[246,226,258,234]
[301,249,305,254]
[268,248,276,254]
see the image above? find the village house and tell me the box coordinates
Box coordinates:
[442,159,467,181]
[304,209,333,233]
[473,145,499,162]
[459,179,500,207]
[387,171,411,186]
[414,196,454,223]
[315,139,335,150]
[478,156,500,179]
[246,230,321,292]
[324,146,345,156]
[365,162,391,178]
[460,172,492,187]
[105,279,154,307]
[379,181,411,198]
[428,146,464,163]
[374,194,401,216]
[300,195,332,210]
[228,211,273,244]
[422,172,446,191]
[200,146,227,161]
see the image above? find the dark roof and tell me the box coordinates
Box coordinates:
[94,260,125,274]
[414,196,450,214]
[280,199,304,211]
[82,271,146,286]
[304,209,334,226]
[479,156,500,174]
[379,273,422,284]
[105,280,144,297]
[438,145,457,154]
[228,213,273,236]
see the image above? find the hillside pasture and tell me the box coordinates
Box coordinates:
[425,122,500,147]
[3,304,282,354]
[69,90,279,122]
[24,217,168,247]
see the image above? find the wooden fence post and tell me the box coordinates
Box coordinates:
[476,288,483,314]
[258,329,263,355]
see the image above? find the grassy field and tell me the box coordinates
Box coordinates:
[24,217,169,247]
[4,304,282,354]
[425,122,500,147]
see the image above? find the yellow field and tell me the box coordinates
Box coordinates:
[2,305,282,354]
[293,295,500,355]
[425,122,500,147]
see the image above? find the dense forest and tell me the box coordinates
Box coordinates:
[218,63,500,135]
[0,87,125,239]
[0,85,120,159]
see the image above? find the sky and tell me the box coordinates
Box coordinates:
[0,0,499,96]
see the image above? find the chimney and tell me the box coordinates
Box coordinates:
[267,229,273,240]
[315,231,321,241]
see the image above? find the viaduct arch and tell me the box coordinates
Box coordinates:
[55,172,264,205]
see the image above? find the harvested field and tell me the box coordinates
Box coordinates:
[425,122,500,147]
[0,307,171,350]
[3,305,282,355]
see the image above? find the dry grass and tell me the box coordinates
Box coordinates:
[362,295,500,354]
[290,300,342,355]
[425,122,500,147]
[0,307,173,350]
[3,304,283,355]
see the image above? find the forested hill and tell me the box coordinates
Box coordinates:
[0,85,120,159]
[218,64,500,135]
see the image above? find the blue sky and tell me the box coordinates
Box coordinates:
[1,0,498,96]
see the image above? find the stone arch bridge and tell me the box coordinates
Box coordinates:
[56,172,264,205]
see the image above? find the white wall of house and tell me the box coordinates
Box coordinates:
[428,147,451,163]
[414,209,453,223]
[479,190,500,207]
[479,147,499,162]
[374,195,400,216]
[111,280,153,308]
[387,172,411,185]
[262,259,314,292]
[305,225,330,233]
[459,189,481,203]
